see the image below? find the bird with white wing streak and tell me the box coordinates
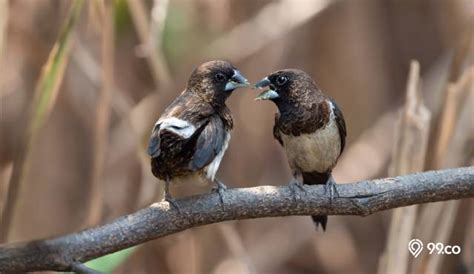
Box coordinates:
[148,60,249,210]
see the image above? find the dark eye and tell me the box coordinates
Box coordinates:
[214,72,226,83]
[276,75,288,86]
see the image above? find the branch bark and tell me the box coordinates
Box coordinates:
[0,167,473,272]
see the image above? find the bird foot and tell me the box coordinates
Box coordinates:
[212,180,227,210]
[289,179,307,203]
[165,193,181,213]
[324,176,339,203]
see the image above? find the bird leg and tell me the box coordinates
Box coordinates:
[289,171,306,203]
[212,180,227,210]
[164,178,181,213]
[324,174,339,203]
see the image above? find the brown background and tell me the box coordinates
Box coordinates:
[0,0,473,273]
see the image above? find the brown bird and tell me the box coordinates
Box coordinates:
[148,60,249,210]
[255,69,346,230]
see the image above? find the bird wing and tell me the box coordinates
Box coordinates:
[273,113,283,145]
[147,117,205,158]
[147,91,213,159]
[147,123,162,157]
[189,115,228,170]
[330,99,347,154]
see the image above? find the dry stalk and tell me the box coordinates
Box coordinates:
[126,0,171,88]
[379,60,431,274]
[86,0,115,226]
[0,0,7,62]
[204,0,333,61]
[215,223,256,274]
[411,65,474,274]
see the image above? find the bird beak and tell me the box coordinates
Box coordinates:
[225,70,250,91]
[254,77,271,89]
[254,77,279,100]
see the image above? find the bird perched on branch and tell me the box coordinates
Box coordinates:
[148,60,249,210]
[255,69,346,230]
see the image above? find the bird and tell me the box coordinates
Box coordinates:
[147,60,249,210]
[254,69,346,230]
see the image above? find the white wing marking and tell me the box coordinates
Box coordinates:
[156,117,197,139]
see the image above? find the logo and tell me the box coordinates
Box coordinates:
[408,239,423,258]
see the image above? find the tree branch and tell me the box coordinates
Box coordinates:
[0,167,473,272]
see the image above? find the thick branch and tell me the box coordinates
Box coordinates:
[0,167,473,272]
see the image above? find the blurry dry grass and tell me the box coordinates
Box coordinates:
[127,0,171,87]
[0,0,6,62]
[0,0,473,273]
[86,0,115,226]
[0,0,83,241]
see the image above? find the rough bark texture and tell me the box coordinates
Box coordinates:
[0,167,473,272]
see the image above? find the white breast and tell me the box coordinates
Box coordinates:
[280,101,341,173]
[205,132,231,181]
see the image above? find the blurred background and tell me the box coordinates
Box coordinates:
[0,0,473,273]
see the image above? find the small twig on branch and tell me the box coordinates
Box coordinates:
[0,167,473,272]
[70,262,104,274]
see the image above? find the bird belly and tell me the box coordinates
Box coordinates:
[281,118,341,173]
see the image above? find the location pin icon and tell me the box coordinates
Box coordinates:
[408,239,423,258]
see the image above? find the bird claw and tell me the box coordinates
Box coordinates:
[289,179,306,203]
[324,176,339,203]
[212,180,227,210]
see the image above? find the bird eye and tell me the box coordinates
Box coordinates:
[214,72,226,83]
[276,75,288,86]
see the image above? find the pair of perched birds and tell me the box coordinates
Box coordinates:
[148,60,346,230]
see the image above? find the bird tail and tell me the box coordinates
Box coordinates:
[302,171,330,231]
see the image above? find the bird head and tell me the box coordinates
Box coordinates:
[188,60,249,106]
[254,69,318,106]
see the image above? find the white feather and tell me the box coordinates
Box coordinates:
[156,117,196,139]
[205,132,231,181]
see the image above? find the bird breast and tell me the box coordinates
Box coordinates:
[280,106,341,173]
